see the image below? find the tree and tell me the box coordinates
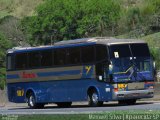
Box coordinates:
[0,16,28,46]
[0,32,12,90]
[22,0,121,45]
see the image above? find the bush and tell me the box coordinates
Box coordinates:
[0,79,5,90]
[0,33,12,89]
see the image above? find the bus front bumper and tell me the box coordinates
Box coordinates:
[112,89,154,100]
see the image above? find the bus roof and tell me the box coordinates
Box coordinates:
[7,37,146,54]
[54,37,146,46]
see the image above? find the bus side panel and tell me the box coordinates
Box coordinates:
[97,83,113,101]
[7,79,113,103]
[7,80,89,103]
[7,83,26,103]
[33,79,97,103]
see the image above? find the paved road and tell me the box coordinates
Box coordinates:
[0,101,160,114]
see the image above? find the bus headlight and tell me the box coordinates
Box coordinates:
[109,64,113,71]
[105,88,111,92]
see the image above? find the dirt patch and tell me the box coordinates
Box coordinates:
[151,82,160,100]
[0,90,7,107]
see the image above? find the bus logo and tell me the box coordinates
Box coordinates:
[21,72,36,79]
[85,66,92,74]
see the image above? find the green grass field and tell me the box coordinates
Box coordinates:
[1,110,160,120]
[117,32,160,48]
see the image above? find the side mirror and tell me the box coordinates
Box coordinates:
[153,61,156,70]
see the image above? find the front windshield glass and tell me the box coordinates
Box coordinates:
[111,57,151,74]
[110,43,151,73]
[109,43,153,82]
[110,44,132,73]
[130,44,150,57]
[110,44,131,59]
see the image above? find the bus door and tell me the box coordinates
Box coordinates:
[96,62,113,101]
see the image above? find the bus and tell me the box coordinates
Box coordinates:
[6,37,155,108]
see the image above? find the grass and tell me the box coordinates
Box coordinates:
[17,114,87,120]
[0,11,10,19]
[142,32,160,48]
[0,0,43,18]
[117,32,160,70]
[117,31,160,48]
[1,110,160,120]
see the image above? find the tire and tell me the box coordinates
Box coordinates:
[118,100,126,105]
[88,90,103,107]
[27,92,44,109]
[126,99,136,105]
[57,102,72,108]
[118,99,136,105]
[36,103,45,109]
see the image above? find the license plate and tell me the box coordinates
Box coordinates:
[128,82,144,90]
[132,93,139,96]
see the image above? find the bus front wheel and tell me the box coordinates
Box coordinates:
[88,90,103,107]
[27,92,44,109]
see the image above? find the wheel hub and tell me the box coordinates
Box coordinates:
[29,96,35,107]
[92,93,98,103]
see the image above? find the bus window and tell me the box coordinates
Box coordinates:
[54,49,66,65]
[110,44,131,58]
[81,46,95,63]
[28,52,40,68]
[7,55,14,70]
[130,44,150,57]
[66,47,80,65]
[40,50,53,67]
[96,45,107,61]
[15,53,28,69]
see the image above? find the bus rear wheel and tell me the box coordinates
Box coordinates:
[27,92,44,109]
[56,102,72,108]
[88,90,103,107]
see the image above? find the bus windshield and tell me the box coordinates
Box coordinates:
[109,43,152,82]
[110,43,150,59]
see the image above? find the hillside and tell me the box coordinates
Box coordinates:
[117,31,160,69]
[142,32,160,48]
[0,0,43,18]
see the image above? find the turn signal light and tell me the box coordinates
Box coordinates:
[145,82,154,84]
[149,86,154,89]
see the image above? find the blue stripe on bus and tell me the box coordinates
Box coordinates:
[37,70,81,77]
[7,74,19,79]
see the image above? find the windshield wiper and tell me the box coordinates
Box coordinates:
[131,61,147,82]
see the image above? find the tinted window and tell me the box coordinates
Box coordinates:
[54,49,66,65]
[81,46,95,63]
[130,44,150,57]
[66,47,80,65]
[15,53,28,69]
[28,52,40,68]
[96,45,107,61]
[7,55,14,70]
[110,44,131,58]
[40,50,53,67]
